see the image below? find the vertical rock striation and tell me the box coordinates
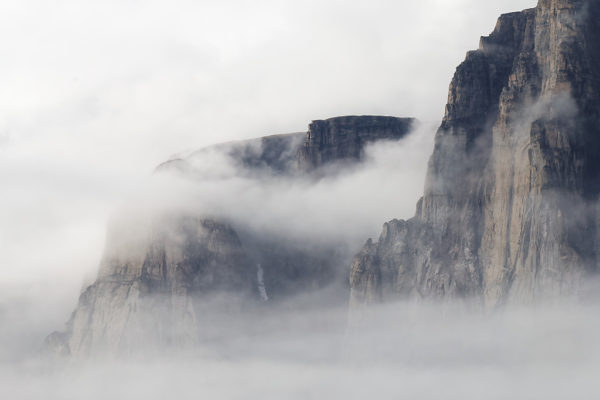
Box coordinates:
[298,116,414,170]
[350,0,600,309]
[50,216,257,356]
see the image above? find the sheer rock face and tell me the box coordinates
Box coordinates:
[298,116,415,170]
[53,115,415,355]
[157,115,414,176]
[350,0,600,309]
[149,116,416,302]
[57,217,257,356]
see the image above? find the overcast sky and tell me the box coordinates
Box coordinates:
[0,0,536,333]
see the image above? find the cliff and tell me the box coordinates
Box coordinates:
[158,115,414,175]
[298,116,414,170]
[46,216,257,356]
[350,0,600,309]
[50,115,415,356]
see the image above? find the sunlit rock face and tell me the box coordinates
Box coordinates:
[350,0,600,309]
[50,115,415,356]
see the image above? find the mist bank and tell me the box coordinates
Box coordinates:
[350,0,600,308]
[4,298,600,399]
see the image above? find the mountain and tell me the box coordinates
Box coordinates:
[48,0,600,356]
[47,116,414,356]
[298,116,414,170]
[350,0,600,309]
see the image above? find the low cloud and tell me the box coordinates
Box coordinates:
[3,299,600,399]
[156,121,436,245]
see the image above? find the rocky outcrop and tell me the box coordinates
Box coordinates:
[54,216,257,356]
[158,116,414,177]
[52,115,416,355]
[298,116,414,170]
[350,0,600,309]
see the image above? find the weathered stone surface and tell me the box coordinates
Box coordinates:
[55,216,256,356]
[298,116,415,170]
[239,232,346,301]
[350,0,600,309]
[159,115,415,176]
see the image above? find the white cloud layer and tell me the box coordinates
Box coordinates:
[3,300,600,399]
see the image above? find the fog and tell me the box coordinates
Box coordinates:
[136,121,435,246]
[3,300,600,399]
[6,0,591,398]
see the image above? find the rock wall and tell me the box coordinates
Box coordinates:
[350,0,600,309]
[48,216,256,356]
[51,115,415,355]
[298,116,414,170]
[156,132,306,176]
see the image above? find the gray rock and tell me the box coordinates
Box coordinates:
[52,115,416,355]
[159,115,415,176]
[298,116,415,170]
[53,216,256,356]
[350,0,600,309]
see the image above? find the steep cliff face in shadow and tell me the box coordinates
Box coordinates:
[298,116,414,170]
[350,0,600,309]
